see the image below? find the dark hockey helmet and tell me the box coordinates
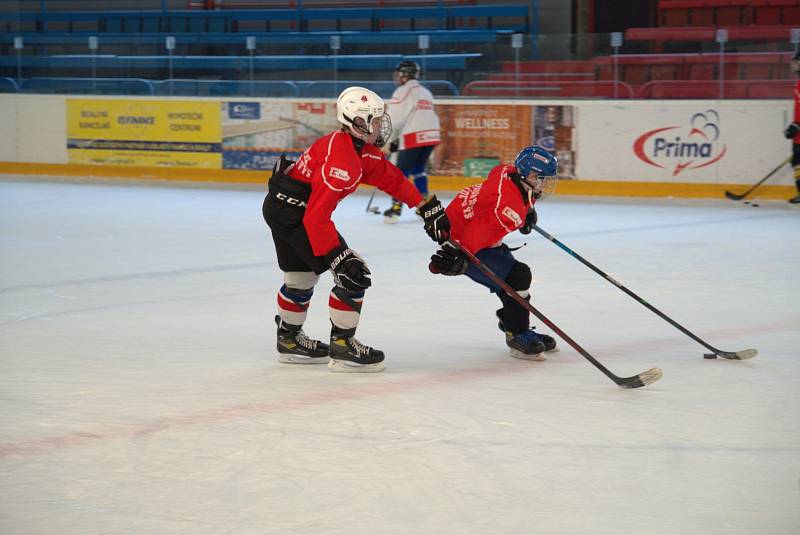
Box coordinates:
[394,60,421,79]
[514,145,559,200]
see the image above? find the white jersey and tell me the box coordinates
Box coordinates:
[387,79,441,150]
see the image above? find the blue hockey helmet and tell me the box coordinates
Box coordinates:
[513,145,559,199]
[514,145,558,178]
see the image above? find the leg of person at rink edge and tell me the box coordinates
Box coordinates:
[463,245,557,360]
[384,146,435,223]
[791,144,800,204]
[787,51,800,203]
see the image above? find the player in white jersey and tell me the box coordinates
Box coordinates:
[382,60,442,222]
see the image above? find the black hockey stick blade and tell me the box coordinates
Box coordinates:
[724,190,746,201]
[724,157,790,202]
[450,241,662,389]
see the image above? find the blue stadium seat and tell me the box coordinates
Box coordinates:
[298,80,458,98]
[0,77,20,93]
[19,77,155,95]
[0,53,480,73]
[4,6,529,34]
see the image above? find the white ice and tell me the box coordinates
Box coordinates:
[1,176,799,535]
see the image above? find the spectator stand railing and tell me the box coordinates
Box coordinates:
[462,80,635,99]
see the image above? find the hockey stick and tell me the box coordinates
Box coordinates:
[724,157,790,201]
[364,147,398,214]
[451,242,662,389]
[365,189,379,214]
[532,225,757,360]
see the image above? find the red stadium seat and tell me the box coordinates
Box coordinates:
[638,79,792,99]
[462,80,634,99]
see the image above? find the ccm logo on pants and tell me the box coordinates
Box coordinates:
[276,192,307,208]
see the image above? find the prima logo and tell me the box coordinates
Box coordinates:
[633,110,727,176]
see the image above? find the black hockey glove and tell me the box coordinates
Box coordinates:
[429,241,469,276]
[389,140,399,153]
[785,123,800,139]
[519,207,538,235]
[326,246,371,292]
[419,195,451,244]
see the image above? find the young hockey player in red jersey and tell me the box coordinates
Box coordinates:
[429,145,559,361]
[783,50,800,203]
[262,86,450,373]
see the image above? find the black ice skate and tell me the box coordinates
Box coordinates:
[505,330,547,361]
[328,325,385,373]
[790,194,800,204]
[383,200,402,224]
[496,309,557,352]
[275,316,330,364]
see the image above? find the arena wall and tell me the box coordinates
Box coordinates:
[0,94,793,199]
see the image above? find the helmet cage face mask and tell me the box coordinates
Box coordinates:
[374,114,392,148]
[524,172,558,200]
[348,114,392,147]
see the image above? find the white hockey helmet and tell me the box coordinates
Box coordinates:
[336,86,392,147]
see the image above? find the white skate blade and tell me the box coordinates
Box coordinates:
[278,353,330,364]
[509,348,546,361]
[383,216,400,225]
[328,359,385,373]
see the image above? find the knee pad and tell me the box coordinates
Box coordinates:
[284,271,319,291]
[505,262,532,292]
[331,285,365,313]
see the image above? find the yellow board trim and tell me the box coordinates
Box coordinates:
[0,162,794,200]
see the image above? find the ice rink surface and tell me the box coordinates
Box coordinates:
[1,176,799,535]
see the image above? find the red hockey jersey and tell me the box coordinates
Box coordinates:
[287,130,424,256]
[793,79,800,143]
[446,164,533,254]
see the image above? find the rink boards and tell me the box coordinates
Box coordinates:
[0,94,794,199]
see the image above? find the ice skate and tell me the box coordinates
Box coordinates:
[505,330,547,361]
[328,326,385,372]
[789,193,800,204]
[497,309,557,352]
[383,200,402,224]
[275,316,330,364]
